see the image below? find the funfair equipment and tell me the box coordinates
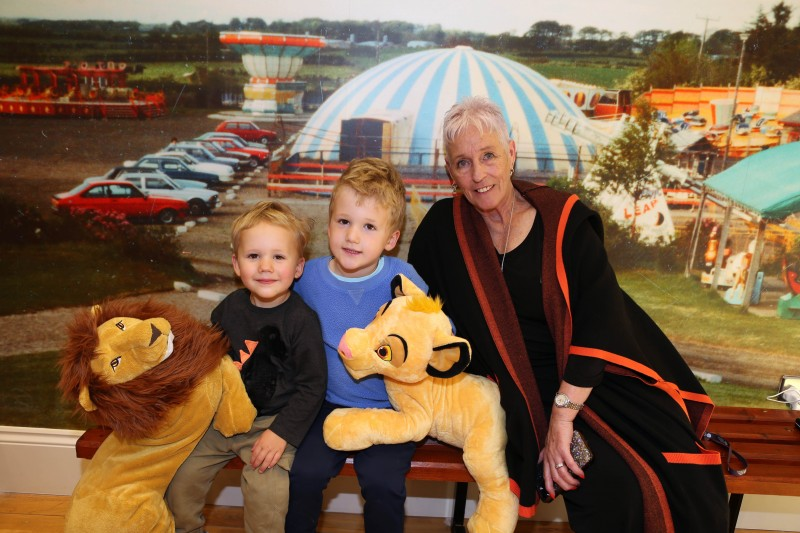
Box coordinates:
[0,61,166,119]
[219,31,325,114]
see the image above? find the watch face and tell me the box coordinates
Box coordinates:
[555,393,567,406]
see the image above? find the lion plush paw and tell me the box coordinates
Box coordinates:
[323,408,379,450]
[467,491,519,533]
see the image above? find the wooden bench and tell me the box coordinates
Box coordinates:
[705,406,800,533]
[74,406,800,532]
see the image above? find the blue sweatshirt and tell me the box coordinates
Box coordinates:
[294,256,427,408]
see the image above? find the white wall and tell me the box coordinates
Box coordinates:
[2,426,799,531]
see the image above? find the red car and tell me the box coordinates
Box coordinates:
[214,120,278,145]
[51,180,189,224]
[202,136,271,168]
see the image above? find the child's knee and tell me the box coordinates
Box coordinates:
[358,470,406,499]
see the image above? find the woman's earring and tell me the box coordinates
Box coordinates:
[451,183,458,192]
[510,168,514,177]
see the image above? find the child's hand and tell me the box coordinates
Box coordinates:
[250,429,287,473]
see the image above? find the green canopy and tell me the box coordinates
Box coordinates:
[704,142,800,221]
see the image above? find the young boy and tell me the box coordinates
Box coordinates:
[166,201,327,533]
[285,157,428,533]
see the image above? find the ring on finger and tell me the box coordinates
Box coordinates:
[555,463,565,469]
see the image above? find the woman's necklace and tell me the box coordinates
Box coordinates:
[500,196,516,272]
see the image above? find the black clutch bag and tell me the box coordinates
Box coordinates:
[536,430,593,503]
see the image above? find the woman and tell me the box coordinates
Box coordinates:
[408,96,728,532]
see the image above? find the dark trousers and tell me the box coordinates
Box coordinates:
[285,401,416,533]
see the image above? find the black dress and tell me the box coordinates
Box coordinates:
[408,184,729,532]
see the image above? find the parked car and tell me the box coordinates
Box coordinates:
[113,173,220,216]
[93,166,209,189]
[197,131,265,149]
[198,136,271,168]
[127,155,230,188]
[193,140,253,167]
[214,120,278,144]
[51,180,189,224]
[144,151,235,180]
[162,142,244,171]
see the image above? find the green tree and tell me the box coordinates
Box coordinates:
[632,29,668,55]
[746,1,800,83]
[590,100,675,239]
[525,20,572,50]
[625,33,701,93]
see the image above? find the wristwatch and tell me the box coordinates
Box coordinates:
[554,392,584,410]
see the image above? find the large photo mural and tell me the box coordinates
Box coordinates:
[1,0,798,428]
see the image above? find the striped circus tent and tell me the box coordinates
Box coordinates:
[289,46,597,177]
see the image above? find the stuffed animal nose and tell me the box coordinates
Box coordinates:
[338,339,353,359]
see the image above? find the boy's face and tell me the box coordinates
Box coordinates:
[232,222,305,308]
[327,185,400,279]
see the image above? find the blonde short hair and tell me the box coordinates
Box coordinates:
[442,96,511,157]
[330,157,406,232]
[230,200,313,257]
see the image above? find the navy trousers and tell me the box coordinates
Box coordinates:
[285,401,416,533]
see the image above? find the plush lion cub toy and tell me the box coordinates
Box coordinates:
[323,275,518,533]
[59,299,256,533]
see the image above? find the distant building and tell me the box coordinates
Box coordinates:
[355,35,390,47]
[407,40,436,48]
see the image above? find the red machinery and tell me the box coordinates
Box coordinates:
[0,61,166,119]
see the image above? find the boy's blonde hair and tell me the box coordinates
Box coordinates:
[230,200,313,257]
[330,157,406,232]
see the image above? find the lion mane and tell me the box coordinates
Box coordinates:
[59,299,229,440]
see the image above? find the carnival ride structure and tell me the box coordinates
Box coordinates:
[0,61,166,119]
[219,31,325,115]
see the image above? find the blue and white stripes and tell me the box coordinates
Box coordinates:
[290,46,596,175]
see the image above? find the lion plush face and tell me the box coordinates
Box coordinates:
[78,315,174,412]
[92,316,174,385]
[337,275,471,383]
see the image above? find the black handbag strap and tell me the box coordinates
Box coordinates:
[704,431,748,476]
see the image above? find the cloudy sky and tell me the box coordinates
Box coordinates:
[2,0,797,36]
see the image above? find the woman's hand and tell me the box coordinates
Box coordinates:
[538,383,591,499]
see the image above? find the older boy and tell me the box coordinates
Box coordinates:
[285,158,427,533]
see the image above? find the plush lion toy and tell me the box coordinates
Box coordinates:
[323,275,518,533]
[59,299,256,533]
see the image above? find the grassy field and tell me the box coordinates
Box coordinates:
[0,242,211,316]
[617,270,799,358]
[0,351,86,429]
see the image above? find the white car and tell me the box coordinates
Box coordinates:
[91,166,209,189]
[114,173,220,216]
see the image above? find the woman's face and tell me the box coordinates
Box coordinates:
[445,125,516,214]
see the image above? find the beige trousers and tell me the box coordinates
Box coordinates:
[166,415,296,533]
